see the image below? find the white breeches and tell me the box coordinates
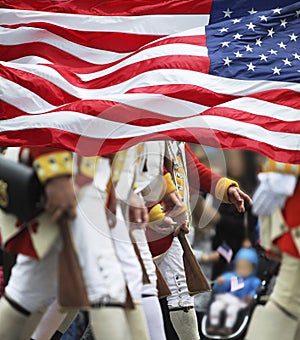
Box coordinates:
[158,237,194,308]
[132,229,158,297]
[71,184,126,304]
[5,243,59,313]
[210,293,247,328]
[271,252,300,317]
[111,206,143,300]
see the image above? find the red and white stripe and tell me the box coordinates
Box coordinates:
[1,1,300,163]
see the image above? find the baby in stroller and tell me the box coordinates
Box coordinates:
[207,248,261,336]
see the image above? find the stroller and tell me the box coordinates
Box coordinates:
[198,246,279,340]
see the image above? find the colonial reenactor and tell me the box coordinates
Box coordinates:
[246,159,300,340]
[25,148,158,340]
[0,147,131,340]
[140,141,251,339]
[30,146,169,340]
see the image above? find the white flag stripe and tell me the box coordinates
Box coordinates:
[217,97,300,122]
[0,75,209,116]
[1,112,300,150]
[140,26,206,48]
[10,56,53,65]
[0,77,56,113]
[0,27,130,64]
[77,44,208,81]
[2,74,300,123]
[0,27,207,68]
[4,62,300,101]
[0,9,209,35]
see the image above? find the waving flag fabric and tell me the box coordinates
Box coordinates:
[0,0,300,162]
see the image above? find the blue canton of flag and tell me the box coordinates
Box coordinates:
[206,2,300,82]
[209,0,297,24]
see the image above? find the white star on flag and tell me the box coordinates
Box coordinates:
[255,38,262,46]
[289,33,298,41]
[231,18,242,24]
[268,28,275,37]
[293,53,300,60]
[223,8,232,18]
[246,22,256,31]
[269,49,278,55]
[219,27,229,33]
[221,41,230,47]
[247,62,256,71]
[233,33,243,40]
[282,58,292,66]
[280,18,288,28]
[223,56,232,66]
[272,66,281,75]
[234,51,243,57]
[272,7,282,14]
[245,44,253,52]
[259,54,268,61]
[248,8,257,15]
[277,41,287,49]
[259,15,268,22]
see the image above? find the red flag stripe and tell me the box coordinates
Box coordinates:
[1,0,213,16]
[1,26,207,66]
[2,64,300,117]
[2,98,300,137]
[2,23,164,53]
[0,9,209,35]
[0,126,299,163]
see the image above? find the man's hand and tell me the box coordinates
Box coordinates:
[129,192,149,230]
[173,222,189,237]
[202,252,220,263]
[45,176,77,222]
[244,295,252,304]
[216,276,225,285]
[227,186,252,213]
[162,190,183,217]
[150,216,177,235]
[171,209,189,236]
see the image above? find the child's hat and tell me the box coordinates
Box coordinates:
[235,248,258,267]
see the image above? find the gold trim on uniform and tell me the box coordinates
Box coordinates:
[175,155,185,199]
[33,151,73,183]
[149,204,165,223]
[262,159,300,177]
[215,177,239,202]
[0,179,9,208]
[111,150,128,183]
[80,156,99,179]
[163,173,177,196]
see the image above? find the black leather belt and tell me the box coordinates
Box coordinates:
[169,305,194,313]
[5,294,31,316]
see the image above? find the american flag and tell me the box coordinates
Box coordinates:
[0,0,300,162]
[217,242,233,263]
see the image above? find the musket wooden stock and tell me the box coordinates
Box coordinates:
[58,216,90,310]
[155,262,172,299]
[129,231,151,285]
[178,231,211,295]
